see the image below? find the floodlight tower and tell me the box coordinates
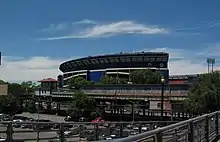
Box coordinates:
[207,58,215,73]
[207,58,211,73]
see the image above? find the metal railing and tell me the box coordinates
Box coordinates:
[2,112,220,142]
[0,121,176,142]
[114,111,220,142]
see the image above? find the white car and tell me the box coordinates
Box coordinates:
[0,137,6,141]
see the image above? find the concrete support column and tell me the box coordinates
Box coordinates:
[111,101,113,114]
[56,103,60,115]
[113,102,116,114]
[131,104,134,116]
[47,102,52,111]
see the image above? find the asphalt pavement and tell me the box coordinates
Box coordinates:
[16,112,65,122]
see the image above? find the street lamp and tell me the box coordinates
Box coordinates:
[160,77,165,121]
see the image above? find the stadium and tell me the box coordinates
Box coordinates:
[59,52,170,87]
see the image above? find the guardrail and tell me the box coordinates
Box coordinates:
[0,121,177,142]
[1,112,218,142]
[114,111,220,142]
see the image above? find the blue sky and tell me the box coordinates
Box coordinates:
[0,0,220,82]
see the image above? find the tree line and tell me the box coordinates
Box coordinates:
[68,69,220,116]
[0,80,38,115]
[68,69,164,89]
[1,69,219,117]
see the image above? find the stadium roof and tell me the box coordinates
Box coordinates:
[59,52,169,72]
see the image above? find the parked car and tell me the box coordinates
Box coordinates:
[0,137,5,141]
[79,117,88,122]
[64,116,76,121]
[91,117,105,123]
[12,119,23,128]
[33,119,53,130]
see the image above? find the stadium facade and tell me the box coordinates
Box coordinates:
[58,52,169,87]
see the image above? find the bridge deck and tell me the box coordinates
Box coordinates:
[49,89,188,101]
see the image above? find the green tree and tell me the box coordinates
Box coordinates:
[0,80,5,84]
[99,75,128,84]
[68,77,93,89]
[21,81,38,93]
[185,71,220,114]
[0,95,20,115]
[90,108,102,119]
[28,100,37,113]
[8,83,25,98]
[130,69,162,84]
[67,91,97,118]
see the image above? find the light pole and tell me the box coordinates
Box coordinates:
[160,77,165,121]
[132,103,135,122]
[37,88,41,142]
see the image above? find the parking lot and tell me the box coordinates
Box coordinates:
[0,112,162,141]
[0,113,87,141]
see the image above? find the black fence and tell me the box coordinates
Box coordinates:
[0,121,177,142]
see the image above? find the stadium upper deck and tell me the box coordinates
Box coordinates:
[60,52,169,72]
[59,52,169,85]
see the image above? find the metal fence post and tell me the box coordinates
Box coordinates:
[215,113,219,135]
[156,129,162,142]
[6,122,13,142]
[205,116,210,142]
[188,121,194,142]
[95,123,99,141]
[138,123,142,134]
[119,123,123,137]
[59,123,65,142]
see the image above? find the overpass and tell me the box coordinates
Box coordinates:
[51,88,188,101]
[37,84,190,101]
[35,84,189,119]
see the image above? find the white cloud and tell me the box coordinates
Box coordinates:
[146,47,219,75]
[148,47,185,59]
[197,43,220,57]
[169,60,208,75]
[40,20,168,40]
[1,46,219,82]
[0,56,63,82]
[41,23,68,32]
[74,19,97,25]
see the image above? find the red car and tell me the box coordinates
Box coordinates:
[91,117,105,123]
